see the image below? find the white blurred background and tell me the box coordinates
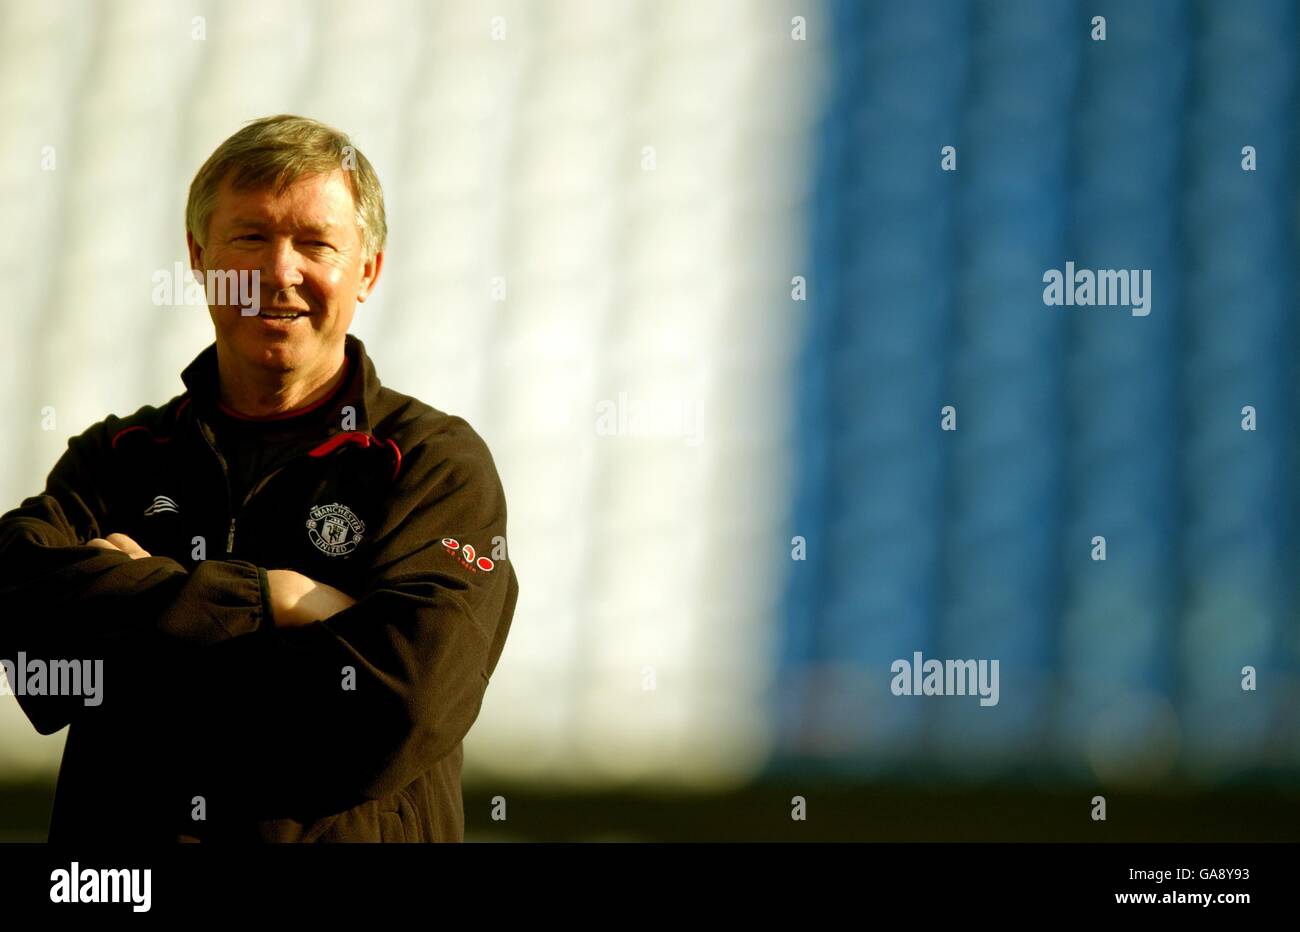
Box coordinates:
[0,0,824,792]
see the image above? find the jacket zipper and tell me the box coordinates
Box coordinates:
[195,418,236,555]
[191,405,373,556]
[225,461,299,554]
[196,416,341,556]
[196,418,297,556]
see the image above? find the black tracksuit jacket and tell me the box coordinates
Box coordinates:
[0,333,518,842]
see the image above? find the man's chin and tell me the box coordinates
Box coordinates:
[256,343,304,369]
[232,333,306,371]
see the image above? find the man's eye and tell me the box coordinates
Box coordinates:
[235,235,263,242]
[305,241,332,248]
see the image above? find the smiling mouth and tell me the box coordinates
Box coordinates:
[256,309,309,319]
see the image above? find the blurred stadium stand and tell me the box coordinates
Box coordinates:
[777,0,1300,810]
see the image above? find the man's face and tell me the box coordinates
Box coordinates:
[187,169,382,374]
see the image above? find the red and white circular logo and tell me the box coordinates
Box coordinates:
[440,537,495,572]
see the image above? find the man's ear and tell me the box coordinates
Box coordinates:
[186,230,205,276]
[357,250,384,303]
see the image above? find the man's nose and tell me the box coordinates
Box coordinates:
[265,238,305,290]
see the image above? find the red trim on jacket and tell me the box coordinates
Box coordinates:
[307,431,374,457]
[305,431,402,481]
[115,388,401,483]
[110,425,171,448]
[112,397,193,448]
[384,438,402,481]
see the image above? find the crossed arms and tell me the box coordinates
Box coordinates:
[86,531,356,627]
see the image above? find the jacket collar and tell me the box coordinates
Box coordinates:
[180,332,379,437]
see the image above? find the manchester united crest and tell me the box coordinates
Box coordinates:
[307,503,365,556]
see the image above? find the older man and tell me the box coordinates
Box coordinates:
[0,114,518,842]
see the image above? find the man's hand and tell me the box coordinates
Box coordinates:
[266,569,357,627]
[87,532,151,559]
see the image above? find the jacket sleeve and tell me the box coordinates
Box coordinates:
[0,419,272,735]
[172,423,519,822]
